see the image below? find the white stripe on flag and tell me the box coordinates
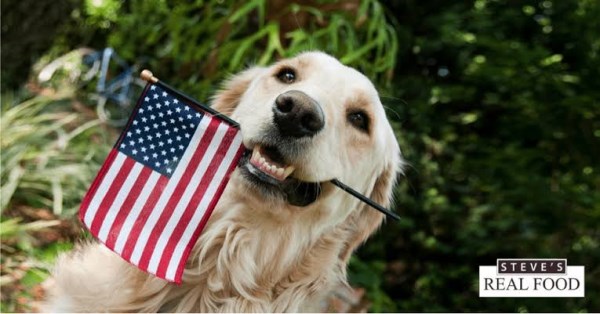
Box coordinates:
[83,153,127,226]
[113,171,162,254]
[146,121,231,274]
[129,116,218,265]
[164,132,243,280]
[97,161,144,242]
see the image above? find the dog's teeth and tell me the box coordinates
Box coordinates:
[248,145,296,181]
[283,166,295,178]
[275,168,284,177]
[251,148,262,163]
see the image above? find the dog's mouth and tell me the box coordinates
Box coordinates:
[238,144,323,206]
[249,145,296,182]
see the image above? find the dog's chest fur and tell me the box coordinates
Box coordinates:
[130,181,350,312]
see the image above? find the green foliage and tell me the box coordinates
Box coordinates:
[0,90,110,311]
[1,92,113,216]
[101,0,397,99]
[348,257,397,312]
[0,0,79,90]
[83,0,121,28]
[355,0,600,312]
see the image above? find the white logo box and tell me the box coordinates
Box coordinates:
[479,265,585,297]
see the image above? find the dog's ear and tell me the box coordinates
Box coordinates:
[339,157,400,263]
[210,67,265,116]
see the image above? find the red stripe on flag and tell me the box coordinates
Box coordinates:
[79,148,119,221]
[89,157,136,235]
[155,126,239,278]
[120,175,169,261]
[136,117,221,271]
[174,144,246,282]
[105,166,153,248]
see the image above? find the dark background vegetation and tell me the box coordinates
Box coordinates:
[1,0,598,312]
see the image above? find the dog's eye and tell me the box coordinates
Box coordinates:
[276,67,296,84]
[348,111,369,132]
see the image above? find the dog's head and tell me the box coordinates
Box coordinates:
[212,52,401,228]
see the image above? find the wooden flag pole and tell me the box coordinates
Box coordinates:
[140,69,400,221]
[140,69,158,83]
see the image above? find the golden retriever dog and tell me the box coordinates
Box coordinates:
[45,51,402,312]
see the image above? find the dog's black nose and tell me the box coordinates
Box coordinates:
[273,90,325,138]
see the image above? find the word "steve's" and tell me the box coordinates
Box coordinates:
[497,259,566,274]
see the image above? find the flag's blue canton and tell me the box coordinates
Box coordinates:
[118,84,204,178]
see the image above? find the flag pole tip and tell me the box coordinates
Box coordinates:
[140,69,158,83]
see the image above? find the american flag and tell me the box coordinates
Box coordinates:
[80,84,244,283]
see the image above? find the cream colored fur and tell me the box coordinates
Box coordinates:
[44,52,402,312]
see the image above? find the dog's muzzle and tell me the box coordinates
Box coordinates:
[236,90,326,206]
